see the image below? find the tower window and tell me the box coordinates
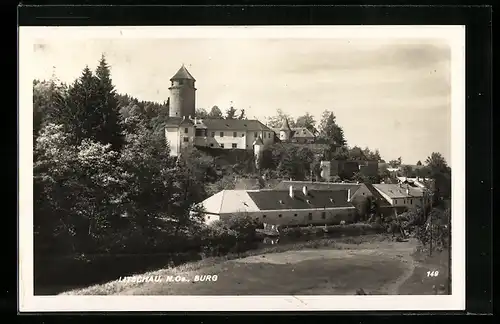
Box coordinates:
[233,132,237,137]
[184,128,188,134]
[178,80,184,85]
[220,132,224,137]
[232,143,237,148]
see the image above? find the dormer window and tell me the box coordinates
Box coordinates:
[279,200,284,204]
[306,199,311,204]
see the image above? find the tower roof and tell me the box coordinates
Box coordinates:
[279,116,292,131]
[170,65,196,81]
[253,136,264,145]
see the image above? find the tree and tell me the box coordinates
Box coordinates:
[94,54,125,152]
[401,165,414,178]
[208,105,223,119]
[388,157,402,168]
[265,109,296,128]
[238,109,247,120]
[425,152,451,200]
[196,108,209,119]
[225,106,237,120]
[416,160,423,166]
[295,112,317,135]
[318,110,347,147]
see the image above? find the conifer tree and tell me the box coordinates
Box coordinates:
[94,54,124,152]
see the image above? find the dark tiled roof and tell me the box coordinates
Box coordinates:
[290,127,315,138]
[164,117,194,127]
[201,119,273,132]
[170,65,196,81]
[275,181,362,193]
[363,183,392,207]
[279,117,292,131]
[247,189,353,211]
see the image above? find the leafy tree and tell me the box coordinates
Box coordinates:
[295,112,317,135]
[401,165,414,178]
[208,105,223,119]
[265,108,296,128]
[388,157,402,168]
[195,108,209,119]
[225,106,237,120]
[425,152,451,200]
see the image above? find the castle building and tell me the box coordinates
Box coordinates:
[272,117,316,144]
[164,65,275,158]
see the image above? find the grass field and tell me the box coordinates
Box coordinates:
[60,234,450,296]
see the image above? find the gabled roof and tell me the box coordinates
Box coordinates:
[290,127,315,138]
[279,116,292,131]
[201,119,273,132]
[246,189,354,211]
[170,65,196,81]
[164,117,194,127]
[201,190,260,215]
[362,183,392,207]
[275,180,362,193]
[372,183,424,199]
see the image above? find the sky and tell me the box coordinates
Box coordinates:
[31,37,451,165]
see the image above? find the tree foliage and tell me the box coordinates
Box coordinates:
[265,108,296,128]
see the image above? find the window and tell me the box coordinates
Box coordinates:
[321,212,326,219]
[294,214,298,217]
[268,133,271,138]
[308,213,313,220]
[220,144,224,148]
[278,214,282,218]
[241,133,245,137]
[232,143,237,149]
[184,128,189,134]
[210,143,214,147]
[207,216,210,220]
[233,132,237,137]
[183,137,189,142]
[220,132,224,137]
[254,132,258,137]
[410,199,413,204]
[178,80,184,85]
[211,132,215,137]
[263,215,267,218]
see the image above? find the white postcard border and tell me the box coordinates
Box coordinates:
[18,25,466,312]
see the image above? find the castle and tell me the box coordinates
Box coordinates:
[164,65,274,165]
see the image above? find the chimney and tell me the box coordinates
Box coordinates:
[289,185,294,199]
[302,186,308,196]
[347,189,351,202]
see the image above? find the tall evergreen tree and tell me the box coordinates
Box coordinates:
[94,54,124,152]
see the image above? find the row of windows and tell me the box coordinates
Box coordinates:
[393,198,415,205]
[184,128,272,139]
[208,211,353,221]
[208,143,238,148]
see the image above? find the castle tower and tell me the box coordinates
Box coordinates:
[168,65,196,118]
[279,116,292,142]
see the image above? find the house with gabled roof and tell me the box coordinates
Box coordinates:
[200,184,358,226]
[271,117,316,144]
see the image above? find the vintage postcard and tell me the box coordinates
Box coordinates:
[19,26,465,312]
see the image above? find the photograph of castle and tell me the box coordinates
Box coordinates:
[19,25,465,312]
